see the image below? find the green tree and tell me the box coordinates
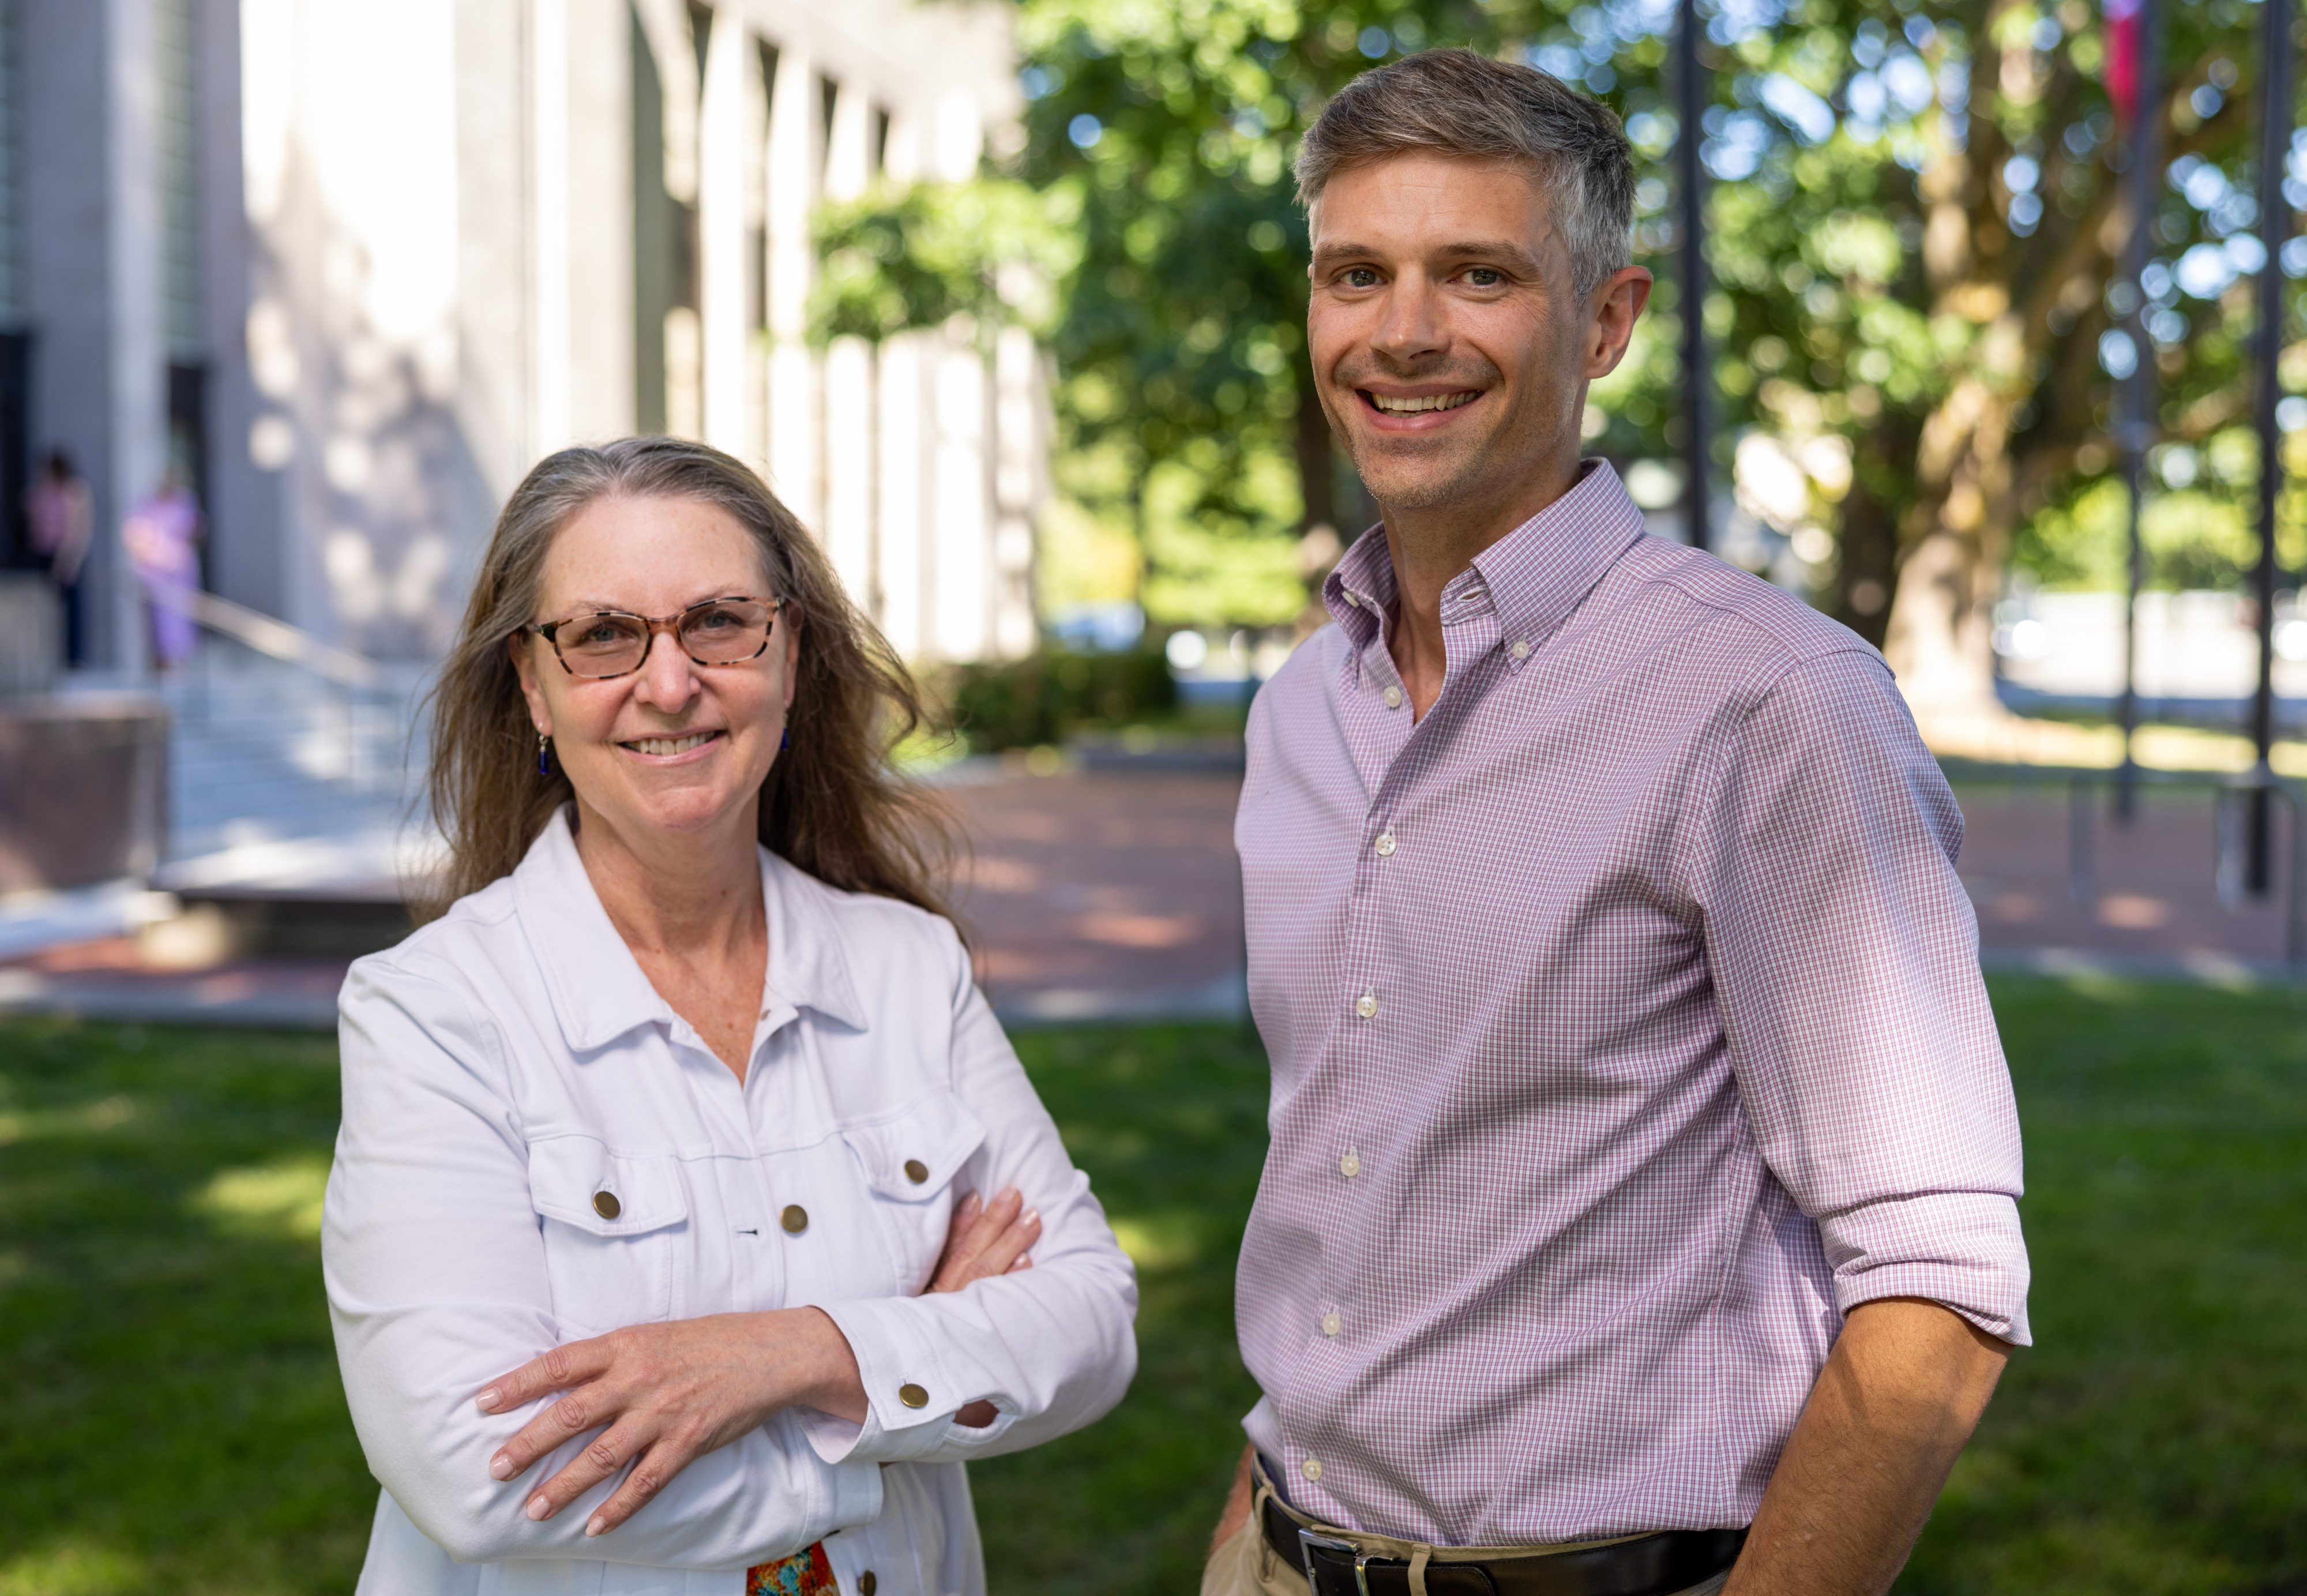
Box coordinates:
[821,0,2300,696]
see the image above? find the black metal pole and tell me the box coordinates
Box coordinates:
[1677,0,1709,551]
[2251,0,2291,895]
[2115,0,2163,822]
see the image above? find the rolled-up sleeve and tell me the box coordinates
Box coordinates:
[1693,648,2031,1345]
[324,957,881,1567]
[806,925,1140,1466]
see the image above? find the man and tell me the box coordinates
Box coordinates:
[1207,49,2026,1596]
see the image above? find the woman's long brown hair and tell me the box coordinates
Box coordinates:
[420,436,950,919]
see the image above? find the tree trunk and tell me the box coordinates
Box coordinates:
[1294,356,1338,538]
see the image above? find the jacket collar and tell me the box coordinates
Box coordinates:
[512,808,867,1054]
[1321,459,1646,659]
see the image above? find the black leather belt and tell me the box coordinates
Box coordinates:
[1261,1493,1746,1596]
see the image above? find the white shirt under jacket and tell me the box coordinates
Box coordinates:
[324,809,1139,1595]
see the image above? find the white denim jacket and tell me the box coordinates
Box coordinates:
[324,809,1139,1595]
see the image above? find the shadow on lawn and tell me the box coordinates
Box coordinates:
[0,1019,370,1595]
[2,984,2302,1596]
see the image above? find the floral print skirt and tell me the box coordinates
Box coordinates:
[746,1541,839,1596]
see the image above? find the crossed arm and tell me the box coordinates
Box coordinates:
[476,1186,1043,1538]
[1209,1295,2009,1595]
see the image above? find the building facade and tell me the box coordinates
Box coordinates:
[0,0,1043,670]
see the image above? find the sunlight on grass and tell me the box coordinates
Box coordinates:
[0,1541,146,1596]
[1107,1212,1203,1272]
[0,1094,136,1147]
[190,1151,330,1241]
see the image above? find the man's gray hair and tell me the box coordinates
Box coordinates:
[1294,49,1636,301]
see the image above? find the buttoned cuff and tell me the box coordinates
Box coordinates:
[804,1298,1019,1465]
[1817,1189,2032,1346]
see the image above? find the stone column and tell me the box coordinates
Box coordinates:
[696,2,751,461]
[762,40,818,525]
[21,0,167,673]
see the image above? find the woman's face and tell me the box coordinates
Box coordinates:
[512,493,799,847]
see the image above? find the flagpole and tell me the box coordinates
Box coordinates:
[1678,0,1710,551]
[2249,0,2291,895]
[2114,0,2163,822]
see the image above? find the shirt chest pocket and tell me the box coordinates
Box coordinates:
[837,1092,987,1294]
[527,1136,690,1336]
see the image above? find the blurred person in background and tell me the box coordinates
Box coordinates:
[121,468,203,671]
[323,437,1136,1595]
[25,449,93,666]
[1209,51,2027,1596]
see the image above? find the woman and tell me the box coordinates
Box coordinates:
[324,437,1138,1594]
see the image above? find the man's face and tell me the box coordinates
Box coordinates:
[1306,151,1647,517]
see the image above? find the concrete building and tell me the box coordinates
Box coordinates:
[0,0,1044,672]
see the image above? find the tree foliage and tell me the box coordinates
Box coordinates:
[818,0,2307,679]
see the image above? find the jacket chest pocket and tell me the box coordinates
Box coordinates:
[527,1137,689,1336]
[838,1092,987,1294]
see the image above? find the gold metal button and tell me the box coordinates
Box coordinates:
[859,1575,877,1596]
[1302,1456,1324,1482]
[592,1191,621,1220]
[897,1382,929,1409]
[1339,1152,1361,1180]
[903,1158,929,1184]
[780,1204,809,1235]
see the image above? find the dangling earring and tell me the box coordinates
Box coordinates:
[536,729,552,776]
[780,725,791,752]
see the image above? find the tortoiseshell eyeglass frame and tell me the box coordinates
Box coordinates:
[525,595,789,680]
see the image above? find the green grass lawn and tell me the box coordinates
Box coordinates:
[1,978,2301,1594]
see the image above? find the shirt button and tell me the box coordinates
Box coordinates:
[1302,1457,1324,1483]
[1354,990,1377,1019]
[898,1383,929,1409]
[1382,685,1403,709]
[1511,639,1531,660]
[1373,832,1396,857]
[592,1191,621,1220]
[1340,1152,1361,1179]
[903,1158,929,1184]
[1321,1310,1342,1337]
[859,1575,878,1596]
[1344,590,1361,607]
[781,1204,809,1234]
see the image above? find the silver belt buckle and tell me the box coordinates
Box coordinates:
[1297,1528,1374,1596]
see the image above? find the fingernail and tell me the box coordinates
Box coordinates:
[527,1495,551,1521]
[1023,1208,1041,1227]
[476,1387,501,1412]
[490,1453,514,1481]
[586,1516,607,1537]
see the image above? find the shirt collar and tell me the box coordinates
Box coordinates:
[512,806,868,1054]
[1320,459,1647,658]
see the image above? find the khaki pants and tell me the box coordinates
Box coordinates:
[1199,1466,1734,1596]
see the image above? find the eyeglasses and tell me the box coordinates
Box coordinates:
[527,595,787,680]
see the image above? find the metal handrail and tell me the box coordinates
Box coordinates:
[1937,757,2306,970]
[171,587,383,690]
[156,587,401,790]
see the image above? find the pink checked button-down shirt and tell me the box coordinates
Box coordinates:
[1233,461,2028,1548]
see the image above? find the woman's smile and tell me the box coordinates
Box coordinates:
[619,727,726,762]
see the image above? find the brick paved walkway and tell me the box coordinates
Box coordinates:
[2,761,2293,1029]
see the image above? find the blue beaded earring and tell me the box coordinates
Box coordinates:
[536,730,551,776]
[780,724,791,752]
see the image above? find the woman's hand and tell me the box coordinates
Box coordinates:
[475,1186,1040,1533]
[930,1186,1042,1293]
[475,1305,865,1537]
[929,1188,1042,1427]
